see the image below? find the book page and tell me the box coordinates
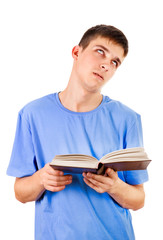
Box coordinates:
[100,147,149,163]
[54,154,97,162]
[51,159,99,169]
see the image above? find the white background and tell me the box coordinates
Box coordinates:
[0,0,163,239]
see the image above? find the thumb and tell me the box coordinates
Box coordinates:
[105,168,117,179]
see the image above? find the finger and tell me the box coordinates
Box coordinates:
[46,185,66,192]
[84,175,106,188]
[105,168,118,180]
[83,178,104,193]
[47,178,72,187]
[46,164,64,176]
[47,174,72,182]
[84,172,111,185]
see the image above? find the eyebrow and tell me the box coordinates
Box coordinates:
[94,44,122,65]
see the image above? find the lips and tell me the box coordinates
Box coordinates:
[93,72,104,80]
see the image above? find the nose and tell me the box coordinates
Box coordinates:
[100,63,109,71]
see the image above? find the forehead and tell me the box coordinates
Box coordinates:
[86,36,125,59]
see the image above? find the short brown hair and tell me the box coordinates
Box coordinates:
[79,24,128,57]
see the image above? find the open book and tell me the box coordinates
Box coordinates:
[50,147,151,175]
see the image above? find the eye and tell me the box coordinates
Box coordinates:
[112,60,118,67]
[97,49,104,55]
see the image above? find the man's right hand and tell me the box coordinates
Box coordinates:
[14,163,72,203]
[39,163,73,192]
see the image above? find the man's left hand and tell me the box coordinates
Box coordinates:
[83,168,119,194]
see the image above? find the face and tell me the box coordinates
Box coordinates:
[72,36,125,93]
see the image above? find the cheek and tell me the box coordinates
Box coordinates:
[81,53,96,67]
[78,58,93,75]
[104,68,115,81]
[88,55,98,67]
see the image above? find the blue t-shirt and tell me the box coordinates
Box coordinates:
[7,93,148,240]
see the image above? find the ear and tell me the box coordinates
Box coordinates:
[72,45,80,60]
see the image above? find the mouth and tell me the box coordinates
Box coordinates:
[93,72,104,81]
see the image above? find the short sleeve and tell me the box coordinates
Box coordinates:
[124,114,149,185]
[6,111,37,177]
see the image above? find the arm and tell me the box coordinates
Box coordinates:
[83,168,145,211]
[14,163,72,203]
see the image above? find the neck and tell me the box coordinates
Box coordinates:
[59,77,103,112]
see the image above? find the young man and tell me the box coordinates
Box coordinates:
[7,25,148,240]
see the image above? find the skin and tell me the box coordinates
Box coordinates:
[14,36,145,210]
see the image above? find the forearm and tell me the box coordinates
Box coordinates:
[14,164,72,203]
[14,170,45,203]
[83,169,145,211]
[108,179,145,210]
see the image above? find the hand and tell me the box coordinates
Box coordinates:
[83,168,119,194]
[39,163,72,192]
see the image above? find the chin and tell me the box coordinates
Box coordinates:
[85,84,102,93]
[81,78,103,93]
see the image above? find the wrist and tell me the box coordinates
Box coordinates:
[35,169,45,191]
[107,177,122,195]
